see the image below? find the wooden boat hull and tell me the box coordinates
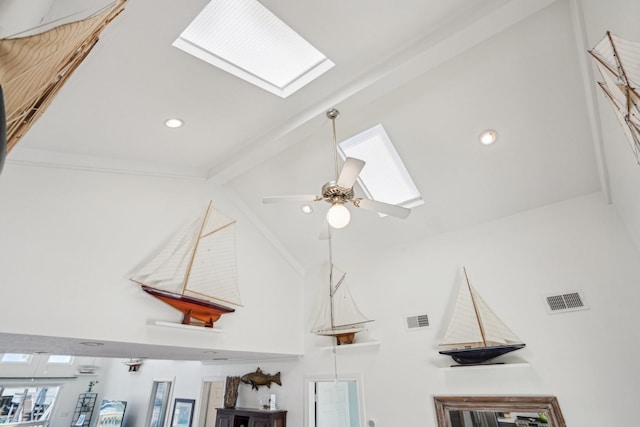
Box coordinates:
[439,344,526,365]
[142,285,234,328]
[315,326,365,345]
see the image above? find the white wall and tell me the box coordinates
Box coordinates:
[3,163,638,427]
[302,192,640,427]
[65,191,640,427]
[85,192,637,427]
[0,163,304,356]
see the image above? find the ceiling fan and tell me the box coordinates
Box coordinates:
[263,109,411,229]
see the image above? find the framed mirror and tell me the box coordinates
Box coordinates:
[434,396,566,427]
[305,375,365,427]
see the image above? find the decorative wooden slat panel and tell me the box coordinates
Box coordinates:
[0,0,126,154]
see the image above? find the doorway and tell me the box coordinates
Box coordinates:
[306,377,363,427]
[198,380,225,427]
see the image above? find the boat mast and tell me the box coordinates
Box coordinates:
[463,267,487,347]
[182,201,213,294]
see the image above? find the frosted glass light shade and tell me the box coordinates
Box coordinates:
[327,203,350,229]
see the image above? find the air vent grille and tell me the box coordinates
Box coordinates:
[405,314,429,330]
[545,291,588,314]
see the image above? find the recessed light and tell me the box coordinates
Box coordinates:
[165,118,184,128]
[479,129,497,145]
[301,204,313,214]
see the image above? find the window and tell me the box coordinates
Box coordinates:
[339,124,423,210]
[145,380,172,427]
[173,0,334,98]
[0,385,59,425]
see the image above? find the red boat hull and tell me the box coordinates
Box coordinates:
[142,285,234,328]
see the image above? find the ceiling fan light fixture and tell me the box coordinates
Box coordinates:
[326,203,350,229]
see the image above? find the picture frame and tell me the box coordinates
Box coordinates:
[97,400,127,427]
[170,398,195,427]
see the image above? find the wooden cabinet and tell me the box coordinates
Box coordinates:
[216,412,232,427]
[215,407,286,427]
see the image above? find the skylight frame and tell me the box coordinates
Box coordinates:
[173,0,334,98]
[338,124,423,210]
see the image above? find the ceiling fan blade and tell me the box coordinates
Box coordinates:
[263,195,320,204]
[354,198,411,219]
[336,157,365,188]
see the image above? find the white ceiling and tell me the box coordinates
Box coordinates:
[4,0,615,360]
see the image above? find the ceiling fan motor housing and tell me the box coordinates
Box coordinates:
[322,181,354,204]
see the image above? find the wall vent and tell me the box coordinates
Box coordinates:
[544,291,588,314]
[405,314,430,330]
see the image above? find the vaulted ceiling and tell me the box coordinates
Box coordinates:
[6,0,610,272]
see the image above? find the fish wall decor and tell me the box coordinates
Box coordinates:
[240,367,281,390]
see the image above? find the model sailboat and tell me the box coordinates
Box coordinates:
[589,31,640,164]
[439,268,525,364]
[130,201,242,328]
[311,264,373,345]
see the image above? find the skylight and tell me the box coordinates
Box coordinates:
[1,353,31,363]
[47,354,73,364]
[339,124,423,209]
[173,0,334,98]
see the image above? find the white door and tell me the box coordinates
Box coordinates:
[199,381,225,427]
[316,381,350,427]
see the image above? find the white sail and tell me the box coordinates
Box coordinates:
[440,269,522,349]
[131,201,241,308]
[312,266,372,335]
[440,277,484,347]
[472,287,522,346]
[130,218,200,291]
[183,205,241,306]
[590,32,640,163]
